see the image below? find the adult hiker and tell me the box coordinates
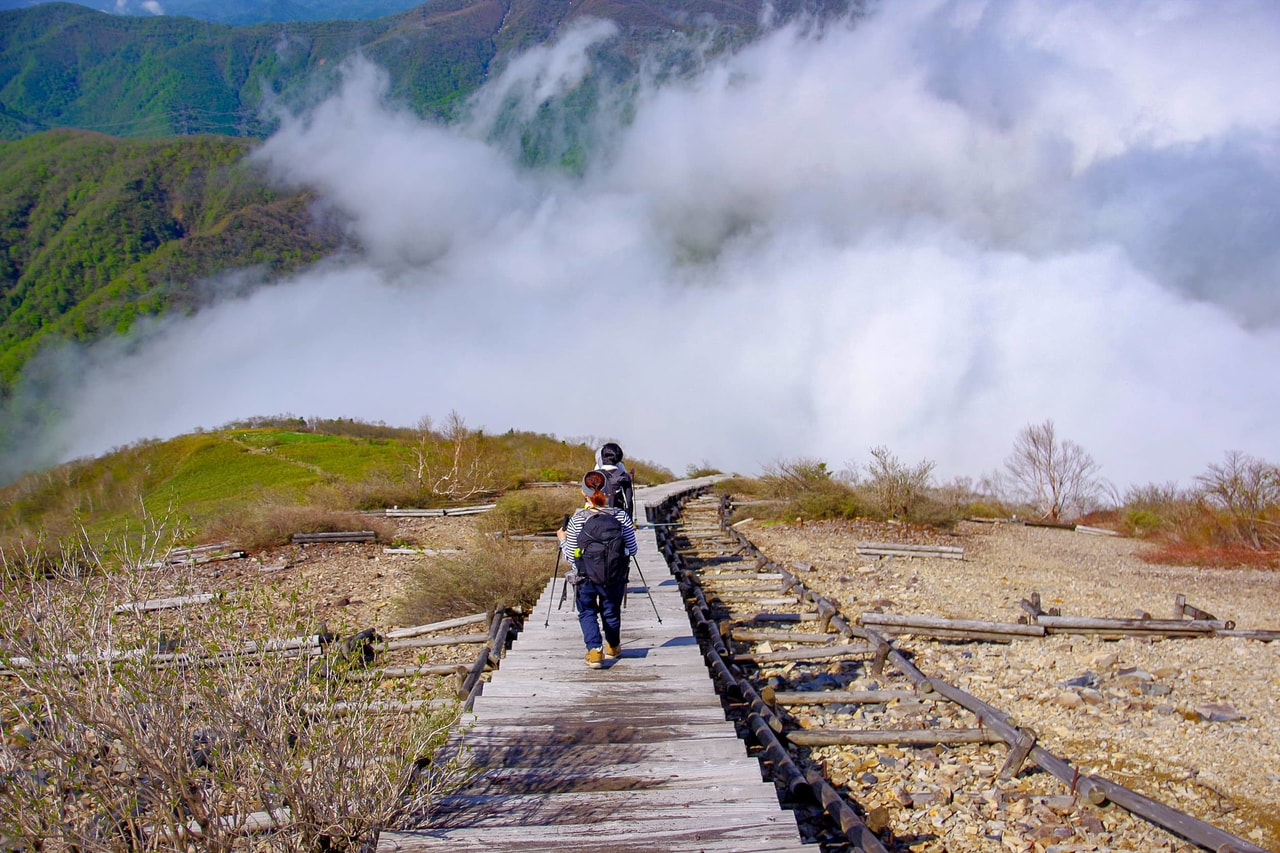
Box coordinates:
[595,441,635,520]
[558,469,639,669]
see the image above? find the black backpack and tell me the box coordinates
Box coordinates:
[601,466,634,519]
[577,509,630,586]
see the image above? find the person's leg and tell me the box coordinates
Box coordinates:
[600,579,625,651]
[576,581,604,649]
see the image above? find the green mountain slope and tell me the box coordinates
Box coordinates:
[0,1,851,140]
[0,0,433,26]
[0,417,673,556]
[0,129,344,391]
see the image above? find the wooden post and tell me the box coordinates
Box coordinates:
[1000,727,1037,779]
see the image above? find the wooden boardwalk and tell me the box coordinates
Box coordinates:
[380,480,812,852]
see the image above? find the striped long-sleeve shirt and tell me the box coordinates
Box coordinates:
[560,504,638,569]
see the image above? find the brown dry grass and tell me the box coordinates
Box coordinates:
[397,537,555,624]
[203,504,397,552]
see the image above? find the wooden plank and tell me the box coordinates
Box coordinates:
[383,486,809,852]
[729,628,836,643]
[733,643,872,664]
[1036,616,1219,635]
[787,727,1003,746]
[860,613,1044,636]
[113,592,220,614]
[292,530,376,544]
[382,632,489,651]
[384,613,490,639]
[855,542,964,559]
[772,689,941,706]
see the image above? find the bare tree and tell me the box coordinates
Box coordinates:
[1195,451,1280,550]
[1004,420,1102,521]
[426,411,496,501]
[411,414,436,488]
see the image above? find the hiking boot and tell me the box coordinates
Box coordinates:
[603,641,620,660]
[585,648,604,669]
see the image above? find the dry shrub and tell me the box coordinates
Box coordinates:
[714,476,767,498]
[864,446,938,522]
[399,537,555,624]
[325,474,430,511]
[0,549,463,851]
[1139,541,1280,570]
[477,488,580,535]
[203,505,396,552]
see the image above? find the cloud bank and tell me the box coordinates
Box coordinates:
[24,0,1280,487]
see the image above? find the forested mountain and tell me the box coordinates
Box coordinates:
[0,0,854,475]
[0,1,850,140]
[0,0,429,26]
[0,129,345,391]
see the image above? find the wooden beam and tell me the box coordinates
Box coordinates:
[384,613,489,640]
[787,728,1003,747]
[291,531,376,544]
[860,613,1045,638]
[733,643,872,664]
[772,689,940,706]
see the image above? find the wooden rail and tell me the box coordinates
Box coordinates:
[649,492,1270,853]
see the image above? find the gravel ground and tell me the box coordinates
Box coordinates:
[743,517,1280,851]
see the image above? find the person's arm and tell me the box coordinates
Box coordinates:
[561,510,585,567]
[622,478,635,519]
[617,508,639,556]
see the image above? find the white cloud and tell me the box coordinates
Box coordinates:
[22,0,1280,489]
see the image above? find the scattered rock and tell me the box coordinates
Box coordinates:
[1194,703,1246,722]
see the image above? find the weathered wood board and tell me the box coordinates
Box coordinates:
[381,480,811,852]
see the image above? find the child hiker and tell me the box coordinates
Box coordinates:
[558,469,638,669]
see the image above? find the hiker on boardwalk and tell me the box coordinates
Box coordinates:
[558,469,638,669]
[595,441,635,520]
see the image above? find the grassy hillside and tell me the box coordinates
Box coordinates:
[0,416,675,561]
[0,129,344,392]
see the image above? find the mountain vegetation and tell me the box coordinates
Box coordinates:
[0,0,854,376]
[0,128,345,393]
[0,1,854,140]
[0,414,674,565]
[0,0,431,26]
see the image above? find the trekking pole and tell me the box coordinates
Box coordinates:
[543,549,562,628]
[544,514,572,626]
[629,555,662,623]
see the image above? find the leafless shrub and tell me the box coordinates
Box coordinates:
[863,446,936,520]
[1194,451,1280,550]
[933,475,1007,520]
[0,537,463,851]
[1003,420,1104,521]
[1119,481,1196,536]
[420,412,498,501]
[758,458,837,498]
[203,505,396,552]
[754,458,866,521]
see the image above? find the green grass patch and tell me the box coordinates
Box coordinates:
[145,435,322,519]
[1,422,671,564]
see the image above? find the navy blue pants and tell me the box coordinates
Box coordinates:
[575,577,626,650]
